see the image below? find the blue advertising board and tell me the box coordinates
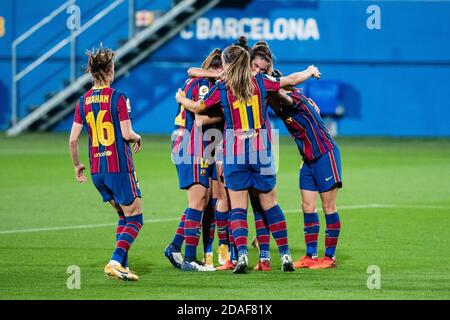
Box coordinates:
[1,0,450,136]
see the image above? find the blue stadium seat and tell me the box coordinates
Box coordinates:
[268,81,344,119]
[303,80,344,118]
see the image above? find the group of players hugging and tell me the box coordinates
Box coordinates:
[69,36,342,281]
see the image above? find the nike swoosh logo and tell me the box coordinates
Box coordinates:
[325,176,333,181]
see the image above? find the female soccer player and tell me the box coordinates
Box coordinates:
[188,38,277,272]
[269,70,342,269]
[69,46,143,281]
[176,45,321,273]
[238,39,277,271]
[164,49,224,272]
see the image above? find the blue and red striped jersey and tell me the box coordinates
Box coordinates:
[172,77,214,157]
[73,86,135,174]
[201,73,280,155]
[278,89,337,162]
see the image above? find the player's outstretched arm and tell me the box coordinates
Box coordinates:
[120,120,142,153]
[280,65,321,88]
[187,67,222,79]
[69,122,87,183]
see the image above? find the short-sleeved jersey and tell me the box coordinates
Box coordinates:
[73,86,135,174]
[172,77,215,157]
[276,89,337,162]
[200,73,280,155]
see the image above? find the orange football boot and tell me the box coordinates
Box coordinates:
[253,259,272,271]
[215,260,236,271]
[293,255,319,269]
[309,256,336,269]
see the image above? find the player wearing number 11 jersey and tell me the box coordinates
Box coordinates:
[69,46,143,281]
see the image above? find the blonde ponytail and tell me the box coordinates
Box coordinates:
[222,45,254,103]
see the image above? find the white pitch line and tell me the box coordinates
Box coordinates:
[0,203,449,235]
[0,217,179,235]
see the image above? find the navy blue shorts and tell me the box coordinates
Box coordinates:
[175,156,214,189]
[92,172,141,205]
[224,154,276,192]
[211,162,218,181]
[300,147,343,193]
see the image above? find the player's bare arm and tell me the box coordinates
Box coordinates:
[280,65,321,88]
[69,122,87,183]
[119,119,142,153]
[187,67,223,79]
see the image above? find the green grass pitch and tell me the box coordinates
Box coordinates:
[0,134,449,300]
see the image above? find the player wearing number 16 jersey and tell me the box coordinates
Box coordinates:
[69,46,143,281]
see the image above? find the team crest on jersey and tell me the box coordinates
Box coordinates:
[200,169,207,176]
[199,85,209,99]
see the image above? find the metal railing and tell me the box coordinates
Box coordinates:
[7,0,221,136]
[10,0,135,126]
[12,0,73,126]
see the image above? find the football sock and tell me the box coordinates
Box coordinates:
[216,209,229,246]
[325,212,341,258]
[202,198,217,254]
[254,211,270,261]
[184,208,203,262]
[228,212,238,262]
[230,208,248,257]
[115,211,128,267]
[171,209,187,251]
[111,213,143,264]
[264,205,290,256]
[304,212,320,257]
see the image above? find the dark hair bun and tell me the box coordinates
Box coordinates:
[237,36,248,47]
